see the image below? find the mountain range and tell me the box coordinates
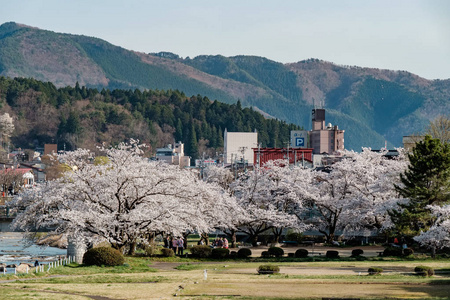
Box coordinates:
[1,22,448,150]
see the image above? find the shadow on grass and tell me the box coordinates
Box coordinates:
[400,282,450,298]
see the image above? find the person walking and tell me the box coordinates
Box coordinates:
[172,236,178,254]
[177,237,184,256]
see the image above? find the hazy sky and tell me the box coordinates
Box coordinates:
[2,0,449,79]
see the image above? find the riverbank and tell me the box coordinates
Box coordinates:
[0,232,66,267]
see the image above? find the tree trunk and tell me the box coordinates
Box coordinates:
[251,234,258,247]
[201,233,209,245]
[319,229,332,244]
[431,246,436,259]
[231,230,237,248]
[272,228,283,244]
[127,241,137,256]
[182,232,190,249]
[147,232,156,244]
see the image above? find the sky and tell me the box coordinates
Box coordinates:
[1,0,450,79]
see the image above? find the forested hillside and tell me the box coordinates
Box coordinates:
[0,76,300,159]
[1,22,449,150]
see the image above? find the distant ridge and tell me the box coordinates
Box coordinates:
[0,22,448,150]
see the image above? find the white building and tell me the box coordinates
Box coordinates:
[224,129,258,165]
[155,142,190,168]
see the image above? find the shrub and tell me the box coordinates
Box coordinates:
[403,248,414,256]
[229,251,237,258]
[268,247,284,257]
[83,247,124,266]
[351,249,364,257]
[211,248,230,259]
[160,248,175,257]
[414,266,434,277]
[237,248,252,258]
[326,250,339,258]
[295,249,309,258]
[189,245,212,258]
[257,265,280,274]
[261,251,271,258]
[288,253,295,258]
[383,247,403,257]
[144,243,158,257]
[368,267,383,275]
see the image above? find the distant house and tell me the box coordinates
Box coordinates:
[402,136,424,152]
[155,142,190,168]
[0,167,34,197]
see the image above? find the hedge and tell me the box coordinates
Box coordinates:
[211,248,230,259]
[268,247,284,257]
[257,265,280,274]
[295,249,309,258]
[190,245,212,258]
[368,267,383,275]
[237,248,252,258]
[414,266,434,277]
[83,247,124,266]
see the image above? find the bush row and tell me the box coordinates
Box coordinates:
[382,247,414,257]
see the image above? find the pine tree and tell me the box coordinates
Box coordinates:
[175,118,183,142]
[187,122,198,161]
[390,135,450,236]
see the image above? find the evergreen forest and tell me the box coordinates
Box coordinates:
[0,76,301,160]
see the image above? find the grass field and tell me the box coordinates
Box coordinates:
[1,256,450,299]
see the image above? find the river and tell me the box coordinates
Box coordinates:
[0,232,66,273]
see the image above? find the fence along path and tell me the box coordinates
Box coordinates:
[1,256,76,276]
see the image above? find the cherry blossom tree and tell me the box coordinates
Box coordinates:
[230,163,299,246]
[203,165,242,247]
[11,141,238,254]
[308,149,408,243]
[0,113,14,138]
[414,204,450,257]
[0,112,14,151]
[340,149,408,234]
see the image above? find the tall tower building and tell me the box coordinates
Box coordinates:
[309,109,345,154]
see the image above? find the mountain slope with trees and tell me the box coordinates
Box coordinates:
[0,76,300,159]
[0,22,449,150]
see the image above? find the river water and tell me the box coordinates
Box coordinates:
[0,232,66,273]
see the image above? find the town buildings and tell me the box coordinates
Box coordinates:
[155,142,191,168]
[224,129,258,166]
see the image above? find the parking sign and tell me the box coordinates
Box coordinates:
[296,137,305,147]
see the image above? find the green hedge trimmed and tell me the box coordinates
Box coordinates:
[326,250,339,258]
[257,265,280,274]
[368,267,383,275]
[190,245,212,258]
[83,247,124,266]
[261,251,271,258]
[211,248,230,259]
[237,248,252,258]
[414,266,434,277]
[160,248,175,257]
[295,249,309,258]
[268,247,284,257]
[351,249,364,257]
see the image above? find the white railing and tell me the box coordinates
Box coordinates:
[1,256,76,276]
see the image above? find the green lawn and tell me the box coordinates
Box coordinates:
[1,256,449,299]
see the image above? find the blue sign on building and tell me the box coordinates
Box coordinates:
[296,137,305,147]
